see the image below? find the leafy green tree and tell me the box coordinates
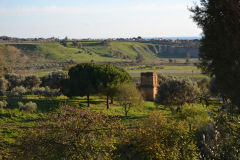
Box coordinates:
[155,79,200,112]
[61,63,104,107]
[116,83,143,116]
[190,0,240,110]
[100,65,132,109]
[62,63,131,108]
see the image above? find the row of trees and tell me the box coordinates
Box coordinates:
[0,71,68,92]
[61,63,133,109]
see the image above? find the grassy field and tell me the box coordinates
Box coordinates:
[125,63,207,80]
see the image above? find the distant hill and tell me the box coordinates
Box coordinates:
[0,40,199,66]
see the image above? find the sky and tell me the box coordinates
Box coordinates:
[0,0,202,39]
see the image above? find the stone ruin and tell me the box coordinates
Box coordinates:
[140,72,159,101]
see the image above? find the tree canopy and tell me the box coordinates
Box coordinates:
[155,79,200,109]
[190,0,240,110]
[61,63,131,107]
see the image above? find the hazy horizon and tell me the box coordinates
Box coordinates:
[0,0,201,39]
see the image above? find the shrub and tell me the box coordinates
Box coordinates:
[175,104,211,127]
[195,111,240,159]
[0,100,7,109]
[15,106,122,159]
[8,86,27,98]
[4,73,25,90]
[0,77,9,91]
[18,101,37,113]
[23,75,41,89]
[41,71,68,89]
[32,87,61,97]
[117,112,199,160]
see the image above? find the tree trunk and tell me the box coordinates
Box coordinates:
[124,105,128,116]
[106,95,109,110]
[87,94,90,107]
[110,97,114,104]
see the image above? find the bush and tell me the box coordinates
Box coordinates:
[18,101,37,113]
[195,112,240,159]
[4,73,25,90]
[32,87,61,97]
[23,75,41,89]
[155,78,200,107]
[41,71,68,89]
[117,112,199,160]
[175,104,211,127]
[8,86,27,98]
[15,106,122,159]
[0,100,7,109]
[158,73,174,85]
[0,77,9,91]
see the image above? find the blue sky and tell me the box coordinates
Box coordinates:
[0,0,201,38]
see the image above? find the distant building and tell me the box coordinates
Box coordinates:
[140,72,159,101]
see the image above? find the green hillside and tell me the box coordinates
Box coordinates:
[1,41,199,66]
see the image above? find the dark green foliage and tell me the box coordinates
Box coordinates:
[195,111,240,159]
[61,63,131,108]
[100,64,132,109]
[32,87,61,97]
[155,78,200,107]
[41,71,68,89]
[61,63,105,107]
[190,0,240,109]
[23,75,41,89]
[158,73,173,85]
[4,74,25,90]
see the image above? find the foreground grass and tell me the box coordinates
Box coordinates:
[0,95,215,159]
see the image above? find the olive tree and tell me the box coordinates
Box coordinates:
[23,75,41,89]
[4,73,25,90]
[41,71,68,89]
[116,83,143,116]
[155,79,200,112]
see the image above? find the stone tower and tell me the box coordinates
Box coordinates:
[140,72,159,101]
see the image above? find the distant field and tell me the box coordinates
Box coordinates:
[126,63,207,80]
[1,41,203,79]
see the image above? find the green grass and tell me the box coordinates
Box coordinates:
[0,94,217,159]
[126,64,207,80]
